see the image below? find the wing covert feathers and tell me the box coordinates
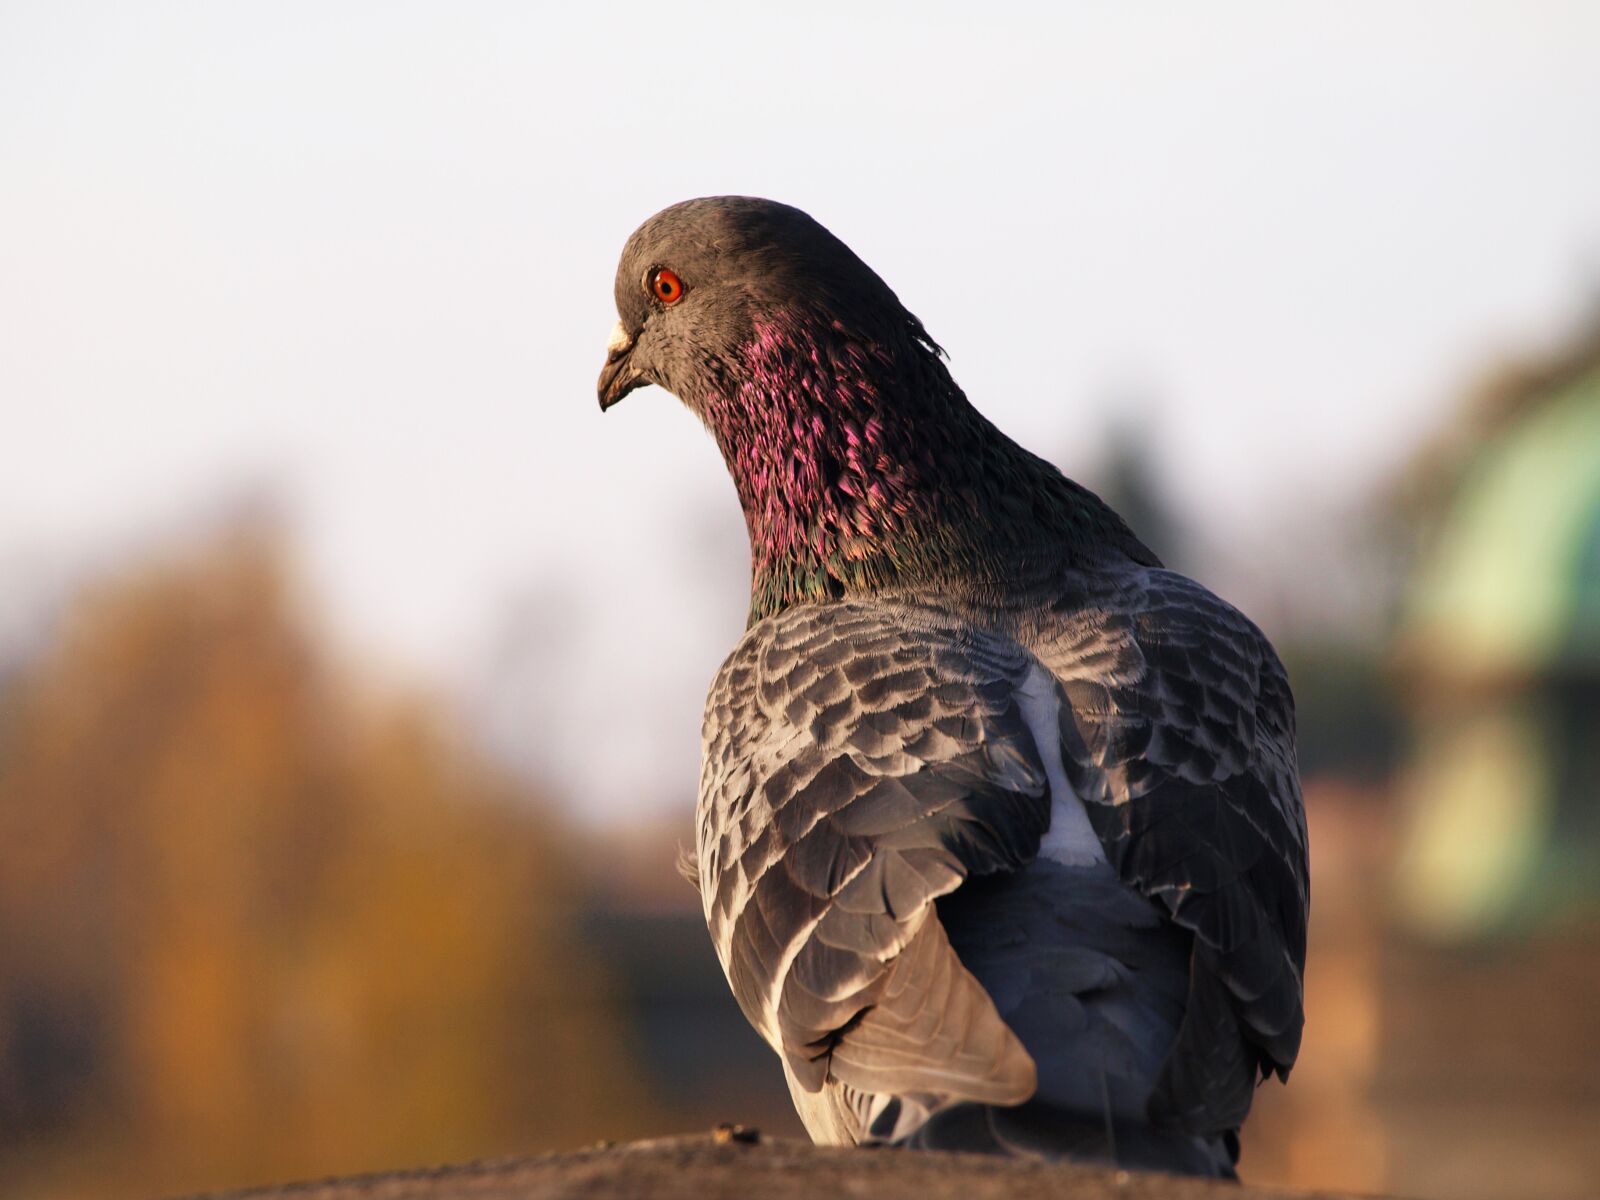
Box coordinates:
[697,603,1048,1108]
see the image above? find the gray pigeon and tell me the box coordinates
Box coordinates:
[597,197,1307,1178]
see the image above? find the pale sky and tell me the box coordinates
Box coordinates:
[4,2,1600,819]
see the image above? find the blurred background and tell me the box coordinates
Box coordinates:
[3,3,1599,1197]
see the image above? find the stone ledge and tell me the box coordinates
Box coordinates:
[187,1131,1384,1200]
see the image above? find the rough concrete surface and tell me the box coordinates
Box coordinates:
[187,1131,1381,1200]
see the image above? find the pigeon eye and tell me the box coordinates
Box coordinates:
[648,267,686,305]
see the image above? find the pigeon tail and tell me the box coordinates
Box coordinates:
[931,858,1240,1177]
[895,1101,1238,1179]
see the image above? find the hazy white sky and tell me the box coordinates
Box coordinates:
[4,2,1600,818]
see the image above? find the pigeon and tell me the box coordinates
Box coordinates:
[597,197,1307,1178]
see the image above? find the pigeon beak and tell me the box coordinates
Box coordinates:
[597,320,645,411]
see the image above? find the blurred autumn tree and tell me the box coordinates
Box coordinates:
[0,524,652,1199]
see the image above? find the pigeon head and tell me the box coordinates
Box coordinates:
[598,196,1157,621]
[597,195,937,413]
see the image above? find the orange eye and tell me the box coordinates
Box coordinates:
[648,267,685,305]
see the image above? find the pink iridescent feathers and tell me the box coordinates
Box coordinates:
[699,312,958,618]
[693,310,1154,623]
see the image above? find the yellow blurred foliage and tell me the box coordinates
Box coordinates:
[0,526,651,1198]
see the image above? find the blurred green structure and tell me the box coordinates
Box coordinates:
[1392,321,1600,941]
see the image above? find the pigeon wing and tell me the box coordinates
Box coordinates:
[1040,567,1308,1135]
[697,601,1050,1111]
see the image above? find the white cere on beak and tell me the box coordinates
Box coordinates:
[606,320,632,354]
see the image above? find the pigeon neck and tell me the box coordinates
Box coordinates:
[701,313,1156,625]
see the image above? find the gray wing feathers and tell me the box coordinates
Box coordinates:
[1039,568,1308,1134]
[829,912,1036,1102]
[698,603,1047,1112]
[698,569,1307,1154]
